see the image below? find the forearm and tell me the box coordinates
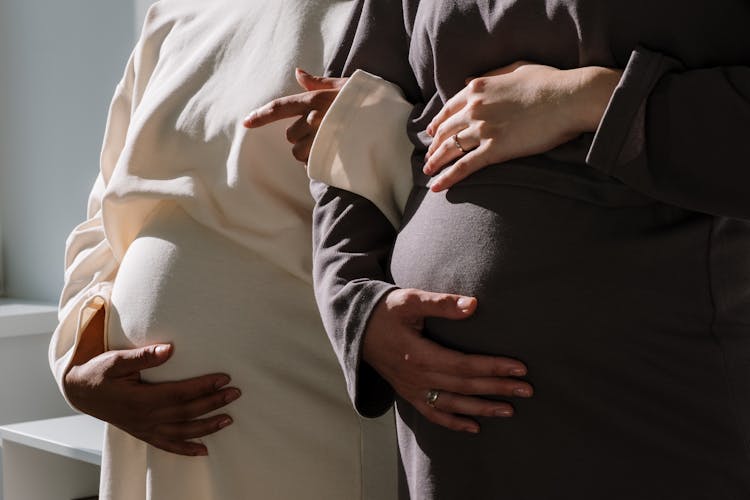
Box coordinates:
[311,180,399,417]
[564,66,623,134]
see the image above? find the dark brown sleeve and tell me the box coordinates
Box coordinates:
[587,46,750,219]
[310,180,399,418]
[325,0,420,102]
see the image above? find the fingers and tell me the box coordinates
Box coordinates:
[103,344,173,377]
[291,135,314,163]
[426,86,469,137]
[295,68,347,91]
[424,125,481,176]
[430,373,533,398]
[286,115,313,144]
[388,288,477,323]
[431,141,495,192]
[424,342,527,378]
[243,93,313,128]
[425,106,472,160]
[145,436,209,457]
[415,400,481,434]
[153,387,241,423]
[148,373,233,406]
[153,413,234,441]
[244,89,338,129]
[429,391,515,418]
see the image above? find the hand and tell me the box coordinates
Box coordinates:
[363,288,533,434]
[64,308,240,456]
[423,62,623,191]
[243,69,347,163]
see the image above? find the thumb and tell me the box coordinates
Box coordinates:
[105,344,173,377]
[396,289,478,322]
[295,68,346,91]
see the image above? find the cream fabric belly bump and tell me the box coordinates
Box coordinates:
[105,202,372,500]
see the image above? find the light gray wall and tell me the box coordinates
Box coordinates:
[135,0,157,36]
[0,0,135,302]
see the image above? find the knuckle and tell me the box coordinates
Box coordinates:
[476,120,492,136]
[468,78,486,93]
[433,126,449,143]
[309,91,326,106]
[135,347,152,362]
[267,101,282,114]
[396,289,420,310]
[435,293,453,307]
[466,97,485,116]
[306,110,320,126]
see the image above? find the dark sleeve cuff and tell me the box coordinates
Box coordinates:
[338,280,399,418]
[587,47,683,174]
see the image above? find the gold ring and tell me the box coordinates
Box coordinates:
[425,389,441,408]
[453,133,466,153]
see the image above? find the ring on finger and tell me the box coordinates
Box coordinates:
[425,389,441,408]
[453,132,467,154]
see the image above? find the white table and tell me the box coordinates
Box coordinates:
[0,415,104,500]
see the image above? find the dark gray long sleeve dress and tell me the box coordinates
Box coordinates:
[311,1,750,498]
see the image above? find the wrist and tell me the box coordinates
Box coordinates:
[563,66,623,134]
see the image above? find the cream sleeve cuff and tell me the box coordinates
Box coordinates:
[307,70,414,228]
[50,282,113,409]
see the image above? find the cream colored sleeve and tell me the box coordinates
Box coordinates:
[49,52,135,407]
[307,70,414,228]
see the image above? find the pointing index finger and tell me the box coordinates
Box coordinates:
[243,93,313,128]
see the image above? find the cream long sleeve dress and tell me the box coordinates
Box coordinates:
[48,1,397,499]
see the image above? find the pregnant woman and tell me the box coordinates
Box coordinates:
[248,0,750,498]
[49,1,403,498]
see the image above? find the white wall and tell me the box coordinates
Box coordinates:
[0,0,135,303]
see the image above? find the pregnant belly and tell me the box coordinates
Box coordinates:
[390,185,750,480]
[390,184,712,362]
[106,202,330,384]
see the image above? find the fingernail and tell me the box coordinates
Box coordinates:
[297,68,309,76]
[513,387,532,398]
[154,344,170,356]
[224,389,242,403]
[218,417,233,429]
[243,112,256,123]
[465,425,480,434]
[495,408,514,417]
[214,376,231,390]
[422,165,431,175]
[510,368,527,377]
[457,297,474,311]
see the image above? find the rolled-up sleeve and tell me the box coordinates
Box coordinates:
[587,46,750,219]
